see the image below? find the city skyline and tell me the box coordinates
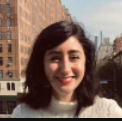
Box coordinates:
[62,0,122,46]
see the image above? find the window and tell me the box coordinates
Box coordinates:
[6,0,10,2]
[7,18,11,27]
[0,70,3,78]
[7,83,10,90]
[21,58,24,65]
[8,57,12,65]
[12,83,15,90]
[0,18,2,27]
[0,57,3,66]
[6,4,10,14]
[21,45,23,53]
[0,101,2,114]
[8,71,13,78]
[0,44,2,52]
[7,31,11,40]
[0,5,2,14]
[8,44,12,52]
[0,83,1,91]
[20,7,22,15]
[7,101,16,114]
[0,32,2,40]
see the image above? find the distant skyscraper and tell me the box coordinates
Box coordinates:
[100,31,103,45]
[104,38,110,45]
[95,36,98,52]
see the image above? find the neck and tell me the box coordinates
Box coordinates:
[53,91,76,102]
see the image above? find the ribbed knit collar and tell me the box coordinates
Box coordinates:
[49,97,78,112]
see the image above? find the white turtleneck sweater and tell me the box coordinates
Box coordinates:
[11,97,122,118]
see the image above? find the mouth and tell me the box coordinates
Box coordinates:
[55,76,76,85]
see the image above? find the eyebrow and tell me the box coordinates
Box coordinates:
[47,50,82,56]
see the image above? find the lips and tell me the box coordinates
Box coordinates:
[59,80,73,84]
[55,76,75,85]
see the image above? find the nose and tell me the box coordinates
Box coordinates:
[59,58,71,75]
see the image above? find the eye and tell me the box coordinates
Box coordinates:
[70,56,80,60]
[50,57,61,62]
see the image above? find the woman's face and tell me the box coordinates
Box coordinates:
[44,36,86,99]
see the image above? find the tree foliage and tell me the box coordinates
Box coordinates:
[97,59,122,97]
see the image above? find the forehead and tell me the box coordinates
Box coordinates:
[46,36,84,55]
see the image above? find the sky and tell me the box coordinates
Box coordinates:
[61,0,122,46]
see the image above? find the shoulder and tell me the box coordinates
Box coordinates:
[94,96,117,107]
[11,104,40,118]
[79,96,122,118]
[94,96,122,118]
[95,97,122,118]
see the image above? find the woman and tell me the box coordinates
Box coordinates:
[12,21,122,118]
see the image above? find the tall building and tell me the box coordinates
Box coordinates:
[0,0,72,114]
[97,38,113,62]
[94,36,98,52]
[113,37,122,53]
[100,31,103,45]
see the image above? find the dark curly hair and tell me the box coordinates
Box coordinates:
[19,21,100,117]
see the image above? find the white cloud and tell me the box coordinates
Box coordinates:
[80,1,122,43]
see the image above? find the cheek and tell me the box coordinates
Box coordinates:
[73,62,85,75]
[45,63,59,76]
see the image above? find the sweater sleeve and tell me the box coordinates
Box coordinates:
[108,100,122,118]
[11,105,22,118]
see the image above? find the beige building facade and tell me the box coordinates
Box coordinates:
[97,38,113,62]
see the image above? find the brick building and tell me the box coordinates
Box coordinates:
[0,0,72,114]
[113,37,122,53]
[113,50,122,67]
[113,36,122,67]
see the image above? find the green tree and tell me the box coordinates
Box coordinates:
[97,59,122,97]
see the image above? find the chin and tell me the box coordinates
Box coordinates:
[60,87,74,94]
